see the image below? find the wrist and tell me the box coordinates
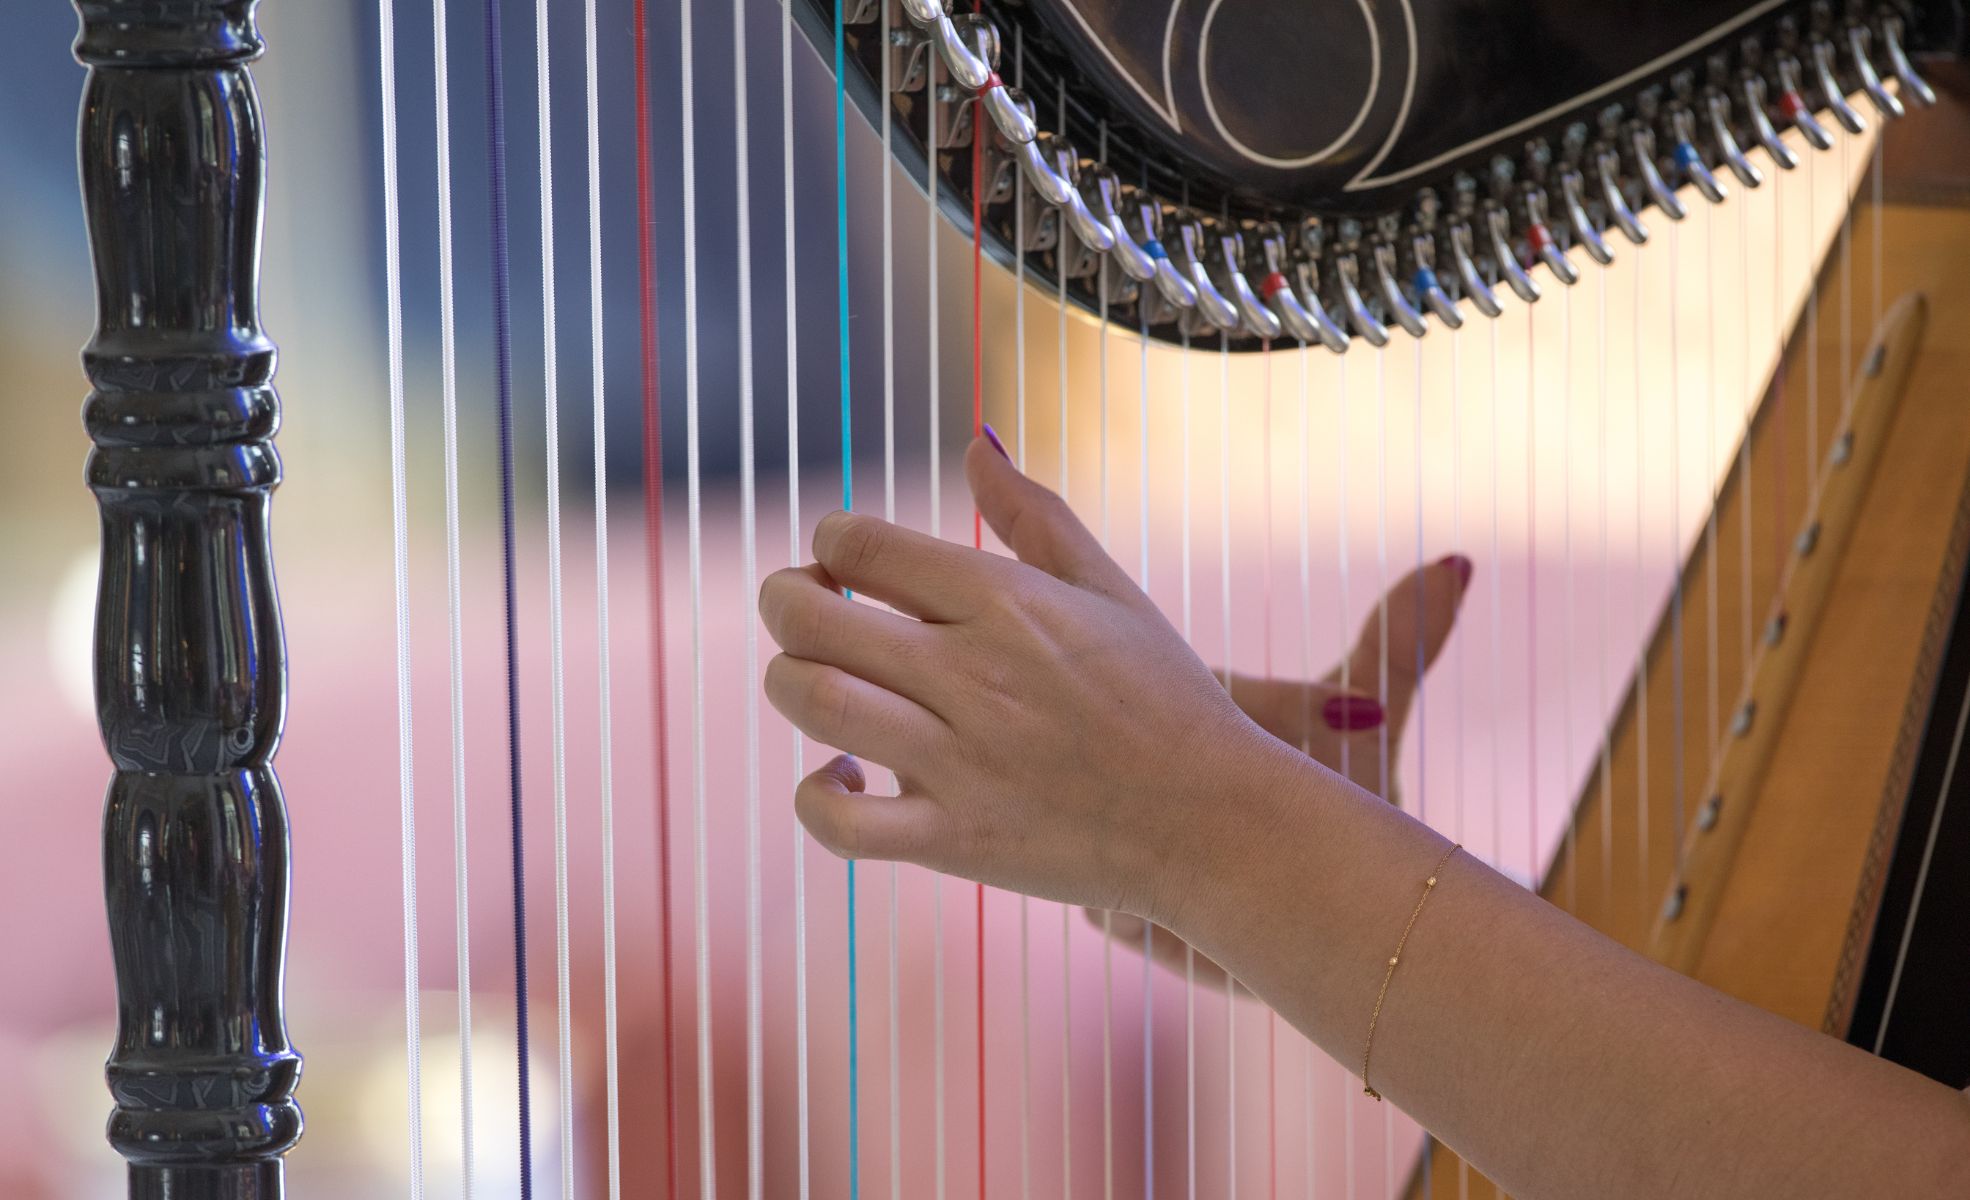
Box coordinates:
[1137,722,1332,937]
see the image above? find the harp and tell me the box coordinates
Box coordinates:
[62,0,1970,1196]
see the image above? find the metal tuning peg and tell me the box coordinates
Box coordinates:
[1704,87,1763,187]
[1037,137,1115,253]
[1174,216,1239,331]
[1288,220,1353,352]
[1668,104,1729,204]
[1446,177,1504,318]
[1215,226,1282,340]
[1255,223,1343,349]
[1368,217,1428,338]
[1626,116,1688,220]
[1408,241,1463,330]
[1880,13,1937,108]
[1331,249,1390,347]
[1591,140,1649,245]
[1555,163,1613,265]
[1555,127,1616,265]
[1082,165,1154,282]
[1809,37,1868,134]
[1845,23,1904,118]
[1408,191,1465,327]
[930,10,997,93]
[1739,70,1801,169]
[1521,187,1580,285]
[887,16,933,94]
[1774,53,1836,149]
[1483,202,1540,304]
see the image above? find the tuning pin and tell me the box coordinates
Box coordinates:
[1288,221,1354,353]
[1137,201,1199,309]
[1174,216,1239,332]
[1739,71,1801,169]
[1482,203,1541,304]
[1333,254,1390,347]
[1407,230,1464,329]
[1255,224,1344,350]
[1216,226,1281,340]
[1331,222,1392,345]
[1809,37,1867,134]
[1845,23,1904,119]
[1444,218,1503,319]
[1522,189,1581,284]
[1626,118,1689,220]
[1704,88,1763,187]
[1555,164,1614,265]
[1880,14,1937,107]
[1371,234,1429,338]
[1774,53,1835,150]
[1592,143,1650,245]
[1669,106,1729,204]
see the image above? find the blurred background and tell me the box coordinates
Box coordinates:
[0,1,1867,1195]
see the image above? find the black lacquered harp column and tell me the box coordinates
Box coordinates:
[75,2,301,1196]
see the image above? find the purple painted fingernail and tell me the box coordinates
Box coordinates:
[982,422,1012,462]
[1440,553,1474,591]
[1323,694,1386,731]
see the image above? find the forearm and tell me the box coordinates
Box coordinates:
[1165,742,1970,1199]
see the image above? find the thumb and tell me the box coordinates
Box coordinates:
[1334,555,1472,721]
[964,433,1137,600]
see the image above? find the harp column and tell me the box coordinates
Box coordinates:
[75,2,301,1198]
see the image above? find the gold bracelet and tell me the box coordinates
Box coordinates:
[1360,843,1460,1101]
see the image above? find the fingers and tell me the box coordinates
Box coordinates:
[811,510,996,622]
[760,564,942,702]
[1334,555,1472,720]
[795,754,943,863]
[765,653,950,772]
[964,437,1140,601]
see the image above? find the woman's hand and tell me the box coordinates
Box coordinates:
[1102,555,1470,982]
[761,437,1291,924]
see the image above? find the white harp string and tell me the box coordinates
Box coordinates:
[1013,32,1036,1200]
[1179,329,1197,1200]
[733,0,765,1189]
[880,6,905,1196]
[678,0,716,1183]
[926,77,949,1200]
[765,7,816,1199]
[431,0,476,1180]
[1057,81,1074,1199]
[582,0,623,1191]
[1218,332,1236,1200]
[780,0,814,1190]
[1297,339,1316,1200]
[376,0,424,1188]
[530,0,575,1189]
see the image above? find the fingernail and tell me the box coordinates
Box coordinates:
[982,422,1012,462]
[1439,554,1474,591]
[1322,694,1385,732]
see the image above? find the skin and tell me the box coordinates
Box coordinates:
[760,435,1970,1199]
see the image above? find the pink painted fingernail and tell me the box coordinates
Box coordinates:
[1322,694,1385,731]
[1440,553,1474,591]
[982,422,1012,462]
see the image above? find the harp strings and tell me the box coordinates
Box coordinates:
[432,0,477,1181]
[631,0,680,1187]
[579,0,627,1185]
[527,0,579,1190]
[782,0,814,1188]
[376,0,424,1187]
[733,0,765,1189]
